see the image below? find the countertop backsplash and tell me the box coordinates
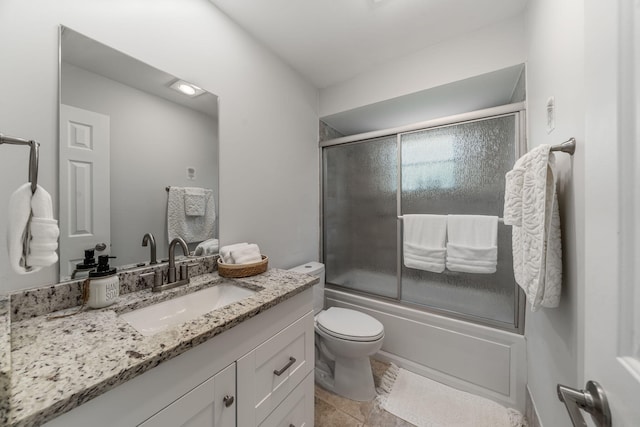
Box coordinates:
[9,254,219,322]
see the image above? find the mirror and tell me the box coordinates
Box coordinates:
[59,26,219,281]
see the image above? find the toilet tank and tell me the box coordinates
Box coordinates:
[289,262,325,313]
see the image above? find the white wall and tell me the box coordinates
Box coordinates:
[319,15,527,117]
[61,63,219,267]
[524,0,585,425]
[0,0,319,292]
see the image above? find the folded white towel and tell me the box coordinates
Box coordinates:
[29,218,60,240]
[220,242,248,264]
[8,183,32,274]
[194,238,220,256]
[402,215,447,273]
[167,186,216,243]
[184,187,206,217]
[7,183,59,274]
[28,187,59,268]
[506,145,562,311]
[446,243,498,274]
[29,241,59,252]
[403,243,447,273]
[230,243,262,264]
[28,217,60,267]
[446,215,498,274]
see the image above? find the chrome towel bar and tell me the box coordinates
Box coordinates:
[397,216,504,223]
[550,137,576,155]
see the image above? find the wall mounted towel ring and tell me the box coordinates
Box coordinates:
[2,132,42,272]
[0,133,40,193]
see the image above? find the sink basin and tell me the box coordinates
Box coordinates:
[120,284,257,336]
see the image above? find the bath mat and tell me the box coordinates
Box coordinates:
[377,364,527,427]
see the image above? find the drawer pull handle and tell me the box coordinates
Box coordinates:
[223,395,234,407]
[274,357,296,376]
[289,424,296,427]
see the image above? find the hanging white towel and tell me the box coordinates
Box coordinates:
[184,187,206,217]
[446,215,498,274]
[167,186,216,244]
[230,243,262,264]
[504,145,562,311]
[8,183,59,274]
[219,242,248,264]
[402,214,447,273]
[194,238,220,256]
[503,163,525,226]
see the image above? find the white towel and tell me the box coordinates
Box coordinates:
[402,215,447,273]
[7,183,59,274]
[230,243,262,264]
[167,186,216,244]
[219,242,248,264]
[446,215,498,274]
[504,145,562,311]
[184,187,206,217]
[503,163,525,226]
[194,238,219,256]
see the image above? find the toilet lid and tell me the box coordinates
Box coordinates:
[316,307,384,342]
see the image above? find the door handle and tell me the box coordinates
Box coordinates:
[557,380,611,427]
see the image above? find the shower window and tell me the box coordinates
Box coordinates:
[322,107,525,332]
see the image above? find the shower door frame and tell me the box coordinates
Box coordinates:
[320,102,527,334]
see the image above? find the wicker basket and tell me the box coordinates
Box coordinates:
[217,255,268,278]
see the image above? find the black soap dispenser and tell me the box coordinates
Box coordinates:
[86,255,119,308]
[73,249,98,279]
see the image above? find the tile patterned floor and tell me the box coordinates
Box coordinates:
[314,358,414,427]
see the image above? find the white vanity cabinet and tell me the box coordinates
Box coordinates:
[237,312,314,426]
[139,362,236,427]
[44,288,314,427]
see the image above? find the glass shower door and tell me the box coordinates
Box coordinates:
[323,136,398,298]
[400,115,518,326]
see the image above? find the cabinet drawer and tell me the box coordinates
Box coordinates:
[259,372,314,427]
[238,311,314,426]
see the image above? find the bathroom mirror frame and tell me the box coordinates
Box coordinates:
[58,26,219,281]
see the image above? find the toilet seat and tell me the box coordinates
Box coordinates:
[316,307,384,342]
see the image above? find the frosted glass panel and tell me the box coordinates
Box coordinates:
[400,115,517,324]
[323,137,398,298]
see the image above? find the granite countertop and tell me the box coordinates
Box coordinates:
[6,268,316,427]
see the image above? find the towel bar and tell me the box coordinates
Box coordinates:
[397,216,504,223]
[550,137,576,155]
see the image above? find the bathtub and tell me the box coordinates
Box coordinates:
[325,286,527,412]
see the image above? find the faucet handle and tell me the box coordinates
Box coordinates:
[140,270,162,291]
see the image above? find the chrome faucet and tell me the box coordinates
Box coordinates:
[167,237,189,284]
[141,233,158,265]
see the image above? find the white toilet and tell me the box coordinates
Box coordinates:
[289,262,384,401]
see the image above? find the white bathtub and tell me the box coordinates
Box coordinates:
[325,287,527,412]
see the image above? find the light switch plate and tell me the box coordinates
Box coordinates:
[546,97,555,133]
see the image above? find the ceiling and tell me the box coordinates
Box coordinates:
[209,0,528,89]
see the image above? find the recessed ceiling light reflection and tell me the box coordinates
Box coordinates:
[169,79,205,97]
